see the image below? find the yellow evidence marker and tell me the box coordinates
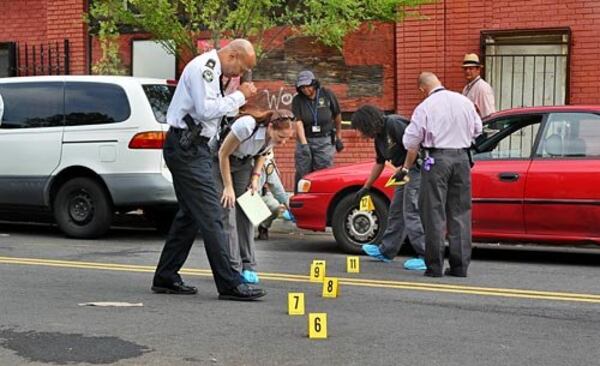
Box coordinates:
[347,256,360,273]
[359,195,375,212]
[288,293,305,315]
[309,260,326,282]
[308,313,328,339]
[322,277,339,298]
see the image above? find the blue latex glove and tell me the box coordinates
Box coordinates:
[282,210,295,222]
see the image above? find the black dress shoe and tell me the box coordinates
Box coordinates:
[218,284,266,301]
[424,269,443,278]
[444,268,467,277]
[151,281,198,295]
[257,226,269,240]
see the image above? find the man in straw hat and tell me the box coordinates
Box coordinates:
[461,53,496,118]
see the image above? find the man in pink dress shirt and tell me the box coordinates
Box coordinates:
[402,72,482,278]
[462,53,496,118]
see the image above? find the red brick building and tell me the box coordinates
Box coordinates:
[2,0,599,189]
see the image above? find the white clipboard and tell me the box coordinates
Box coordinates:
[236,190,273,227]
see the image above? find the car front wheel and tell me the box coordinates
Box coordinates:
[53,177,112,238]
[331,193,389,254]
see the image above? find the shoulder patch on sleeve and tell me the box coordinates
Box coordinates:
[205,59,216,70]
[202,69,214,82]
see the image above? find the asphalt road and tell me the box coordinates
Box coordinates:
[0,221,599,366]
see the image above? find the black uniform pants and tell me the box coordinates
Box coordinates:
[153,130,241,294]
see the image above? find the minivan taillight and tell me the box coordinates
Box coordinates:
[129,131,166,149]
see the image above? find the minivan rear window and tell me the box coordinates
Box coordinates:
[142,84,175,124]
[65,82,131,125]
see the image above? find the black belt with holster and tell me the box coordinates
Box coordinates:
[423,147,474,167]
[171,114,208,149]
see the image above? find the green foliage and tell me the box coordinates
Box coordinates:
[88,0,434,61]
[294,0,436,48]
[87,0,127,75]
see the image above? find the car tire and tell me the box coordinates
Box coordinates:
[53,177,112,238]
[331,193,389,254]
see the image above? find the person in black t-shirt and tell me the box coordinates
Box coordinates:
[292,70,344,192]
[351,105,426,271]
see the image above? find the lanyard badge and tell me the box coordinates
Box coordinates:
[307,89,321,133]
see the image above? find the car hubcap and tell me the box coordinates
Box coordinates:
[68,190,94,225]
[346,208,379,242]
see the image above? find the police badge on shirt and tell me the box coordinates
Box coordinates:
[203,59,216,82]
[203,69,214,82]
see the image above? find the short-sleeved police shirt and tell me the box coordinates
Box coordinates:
[374,115,409,167]
[292,87,341,137]
[166,49,246,138]
[230,115,272,159]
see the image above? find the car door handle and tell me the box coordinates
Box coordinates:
[498,172,519,182]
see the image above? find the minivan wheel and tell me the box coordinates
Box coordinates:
[331,193,389,254]
[53,177,112,238]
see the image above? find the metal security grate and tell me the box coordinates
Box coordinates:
[485,54,567,110]
[16,39,70,76]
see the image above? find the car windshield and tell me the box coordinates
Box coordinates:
[142,84,175,124]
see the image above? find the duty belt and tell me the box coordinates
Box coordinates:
[306,130,333,138]
[424,148,468,153]
[169,127,209,144]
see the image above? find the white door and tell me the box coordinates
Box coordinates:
[0,81,64,205]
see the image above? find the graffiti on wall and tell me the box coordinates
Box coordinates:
[262,87,297,110]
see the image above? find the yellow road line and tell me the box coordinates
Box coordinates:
[1,256,599,303]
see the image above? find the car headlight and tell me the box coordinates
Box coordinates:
[297,179,311,193]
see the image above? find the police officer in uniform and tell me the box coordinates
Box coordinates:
[350,105,427,271]
[402,72,482,278]
[152,39,266,301]
[292,70,344,191]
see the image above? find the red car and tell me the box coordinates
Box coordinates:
[290,106,600,253]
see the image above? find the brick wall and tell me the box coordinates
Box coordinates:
[396,0,600,116]
[0,1,47,42]
[0,0,87,75]
[46,0,87,74]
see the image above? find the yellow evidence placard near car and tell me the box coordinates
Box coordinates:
[310,260,326,282]
[308,313,328,339]
[359,195,375,212]
[347,256,360,273]
[288,293,305,315]
[322,277,339,298]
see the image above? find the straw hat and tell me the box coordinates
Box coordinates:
[462,53,482,67]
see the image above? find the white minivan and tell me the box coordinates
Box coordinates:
[0,75,178,238]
